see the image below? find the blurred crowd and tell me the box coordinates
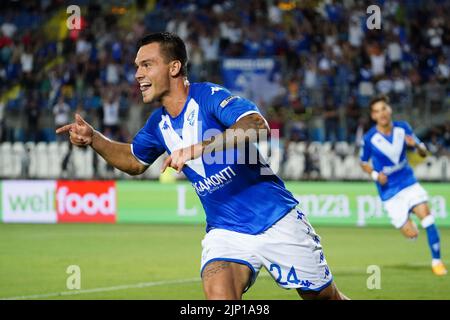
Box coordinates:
[0,0,449,155]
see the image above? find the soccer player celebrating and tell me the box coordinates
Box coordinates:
[360,96,447,276]
[56,32,348,299]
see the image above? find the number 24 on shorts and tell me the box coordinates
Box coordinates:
[269,264,314,288]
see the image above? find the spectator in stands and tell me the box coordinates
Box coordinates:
[303,141,320,180]
[323,96,340,143]
[0,0,449,150]
[1,13,17,39]
[345,96,361,143]
[436,55,449,83]
[102,91,120,138]
[53,95,71,142]
[25,91,40,142]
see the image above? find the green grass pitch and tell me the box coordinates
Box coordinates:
[0,223,449,300]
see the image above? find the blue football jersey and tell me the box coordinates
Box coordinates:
[131,82,299,234]
[360,121,422,201]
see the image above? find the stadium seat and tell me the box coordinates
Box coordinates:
[308,142,323,155]
[342,156,366,180]
[35,142,50,178]
[333,156,345,180]
[12,142,27,178]
[414,156,443,181]
[0,142,13,177]
[1,142,22,178]
[295,142,307,154]
[321,142,332,153]
[335,141,350,156]
[442,156,450,180]
[319,152,334,180]
[72,147,94,179]
[47,142,62,178]
[283,143,305,180]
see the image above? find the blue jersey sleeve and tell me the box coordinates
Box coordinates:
[360,135,371,163]
[131,113,166,166]
[202,83,261,128]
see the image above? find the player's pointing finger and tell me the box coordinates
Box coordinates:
[55,124,73,134]
[75,113,86,125]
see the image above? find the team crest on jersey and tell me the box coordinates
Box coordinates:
[211,86,223,95]
[187,110,195,126]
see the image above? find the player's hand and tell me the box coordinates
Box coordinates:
[161,143,203,174]
[378,172,388,185]
[405,135,417,147]
[55,113,94,146]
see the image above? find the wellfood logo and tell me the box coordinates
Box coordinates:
[2,180,57,223]
[56,181,116,223]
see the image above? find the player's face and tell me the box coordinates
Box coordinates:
[371,101,392,127]
[135,43,171,103]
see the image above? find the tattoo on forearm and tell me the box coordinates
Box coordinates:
[201,114,269,153]
[231,114,267,131]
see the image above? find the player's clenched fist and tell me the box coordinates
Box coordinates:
[55,113,94,146]
[378,172,388,185]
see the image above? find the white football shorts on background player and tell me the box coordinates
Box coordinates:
[200,207,333,292]
[383,183,429,228]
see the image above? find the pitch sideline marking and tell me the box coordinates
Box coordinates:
[0,272,276,300]
[1,277,201,300]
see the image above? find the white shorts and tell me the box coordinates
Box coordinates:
[383,183,429,229]
[200,207,333,292]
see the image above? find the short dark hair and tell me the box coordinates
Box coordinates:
[369,95,390,111]
[137,32,188,76]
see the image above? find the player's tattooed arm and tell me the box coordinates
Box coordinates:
[202,113,270,153]
[230,113,269,132]
[161,113,270,173]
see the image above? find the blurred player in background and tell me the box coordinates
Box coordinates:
[360,96,447,276]
[56,32,348,299]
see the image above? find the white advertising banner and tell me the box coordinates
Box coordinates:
[2,180,57,223]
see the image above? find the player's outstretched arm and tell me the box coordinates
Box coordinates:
[56,114,147,176]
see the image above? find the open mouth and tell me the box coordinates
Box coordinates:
[140,83,152,92]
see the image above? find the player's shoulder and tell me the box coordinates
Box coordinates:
[190,82,231,97]
[363,126,378,141]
